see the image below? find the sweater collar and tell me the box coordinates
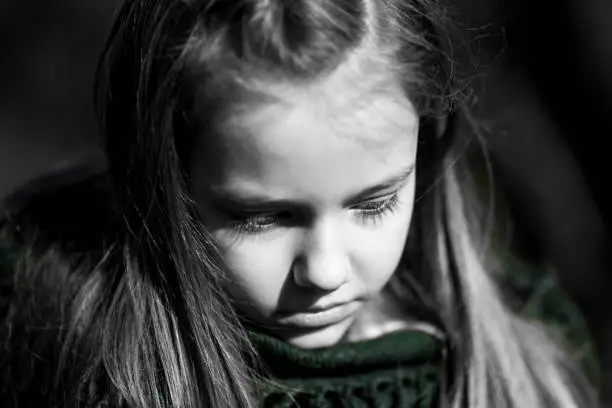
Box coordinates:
[249,329,445,407]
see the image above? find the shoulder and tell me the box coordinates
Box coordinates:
[0,161,120,406]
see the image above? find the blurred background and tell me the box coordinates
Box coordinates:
[1,0,611,403]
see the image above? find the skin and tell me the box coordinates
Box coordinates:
[191,73,420,349]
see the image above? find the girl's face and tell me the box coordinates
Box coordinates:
[192,77,419,349]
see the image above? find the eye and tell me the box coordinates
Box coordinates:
[351,192,401,224]
[227,211,289,235]
[223,192,402,236]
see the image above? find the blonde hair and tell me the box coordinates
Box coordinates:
[438,154,595,407]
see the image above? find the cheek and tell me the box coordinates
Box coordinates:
[351,187,415,287]
[213,233,297,315]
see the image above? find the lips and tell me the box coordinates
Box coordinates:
[274,301,361,329]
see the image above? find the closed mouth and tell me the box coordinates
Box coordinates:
[274,301,361,328]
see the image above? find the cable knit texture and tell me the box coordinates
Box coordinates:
[249,330,444,407]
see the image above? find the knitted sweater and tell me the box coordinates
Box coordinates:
[250,330,443,408]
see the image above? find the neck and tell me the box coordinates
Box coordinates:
[341,288,444,344]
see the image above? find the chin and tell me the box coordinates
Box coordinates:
[279,318,355,349]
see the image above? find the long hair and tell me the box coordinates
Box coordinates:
[0,0,598,407]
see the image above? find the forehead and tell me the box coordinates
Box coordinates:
[193,75,419,203]
[230,83,415,143]
[222,56,417,147]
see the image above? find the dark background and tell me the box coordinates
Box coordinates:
[1,0,611,402]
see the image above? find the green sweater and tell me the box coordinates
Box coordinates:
[250,330,443,407]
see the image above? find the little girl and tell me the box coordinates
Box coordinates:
[0,0,599,407]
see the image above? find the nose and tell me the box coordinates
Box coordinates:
[292,219,350,292]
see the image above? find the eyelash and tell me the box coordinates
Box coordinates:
[226,192,402,235]
[353,192,401,224]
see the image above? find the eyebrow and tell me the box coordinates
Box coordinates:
[208,164,416,211]
[343,164,415,204]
